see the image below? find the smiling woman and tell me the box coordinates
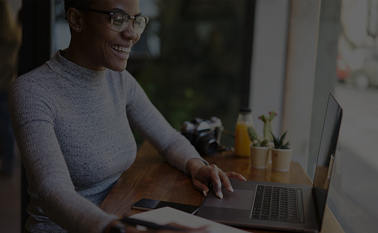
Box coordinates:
[63,0,143,71]
[7,0,245,233]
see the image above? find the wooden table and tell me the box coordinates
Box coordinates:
[101,141,343,233]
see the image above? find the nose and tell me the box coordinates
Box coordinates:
[121,21,138,40]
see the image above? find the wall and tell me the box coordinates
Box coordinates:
[249,0,290,140]
[250,0,321,169]
[282,0,320,168]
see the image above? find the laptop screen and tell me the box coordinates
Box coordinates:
[312,93,343,226]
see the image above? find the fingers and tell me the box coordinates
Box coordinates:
[210,169,248,198]
[226,171,247,181]
[209,165,234,198]
[206,165,223,199]
[208,165,222,188]
[191,164,247,199]
[218,170,233,193]
[212,180,223,199]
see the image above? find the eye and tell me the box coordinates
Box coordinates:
[112,13,127,26]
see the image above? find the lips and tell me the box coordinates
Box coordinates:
[111,45,131,54]
[110,44,131,60]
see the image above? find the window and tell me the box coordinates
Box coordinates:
[310,0,378,231]
[133,1,255,147]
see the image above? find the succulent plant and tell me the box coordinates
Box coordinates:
[259,111,277,141]
[247,125,269,147]
[253,136,270,147]
[247,124,259,141]
[247,111,277,147]
[271,131,290,149]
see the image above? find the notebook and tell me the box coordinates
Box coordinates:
[196,93,343,233]
[130,206,249,233]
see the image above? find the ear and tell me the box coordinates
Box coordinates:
[66,8,84,33]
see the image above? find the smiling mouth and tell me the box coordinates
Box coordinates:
[111,45,131,54]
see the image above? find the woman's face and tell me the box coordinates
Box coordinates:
[78,0,141,71]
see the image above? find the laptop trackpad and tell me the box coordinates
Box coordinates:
[203,189,254,210]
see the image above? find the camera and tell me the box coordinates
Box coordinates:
[180,117,223,156]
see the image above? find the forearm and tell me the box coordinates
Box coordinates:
[125,76,209,174]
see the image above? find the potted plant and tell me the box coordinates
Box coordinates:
[247,111,277,169]
[271,131,293,171]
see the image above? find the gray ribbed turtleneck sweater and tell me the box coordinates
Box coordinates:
[8,50,204,233]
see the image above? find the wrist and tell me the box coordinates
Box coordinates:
[186,158,207,176]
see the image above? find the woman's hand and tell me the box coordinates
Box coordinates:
[186,159,246,198]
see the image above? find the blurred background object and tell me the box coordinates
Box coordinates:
[0,1,22,232]
[0,0,22,176]
[337,0,378,89]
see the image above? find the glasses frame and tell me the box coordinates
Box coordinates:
[76,8,149,34]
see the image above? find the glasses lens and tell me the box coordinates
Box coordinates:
[111,13,128,32]
[110,13,148,34]
[134,16,147,34]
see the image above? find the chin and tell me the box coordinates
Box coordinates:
[113,66,127,72]
[109,62,128,72]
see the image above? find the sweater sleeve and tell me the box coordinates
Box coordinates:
[8,79,118,233]
[124,74,208,174]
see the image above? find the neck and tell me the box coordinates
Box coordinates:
[63,39,105,71]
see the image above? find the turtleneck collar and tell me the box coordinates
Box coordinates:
[47,50,107,85]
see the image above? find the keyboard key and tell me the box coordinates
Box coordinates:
[251,185,301,222]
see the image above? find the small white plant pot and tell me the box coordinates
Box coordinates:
[250,146,270,169]
[271,148,293,171]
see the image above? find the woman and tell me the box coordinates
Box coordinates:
[8,0,245,232]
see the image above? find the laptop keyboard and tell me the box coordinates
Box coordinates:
[251,185,304,223]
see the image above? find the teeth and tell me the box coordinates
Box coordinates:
[111,45,130,54]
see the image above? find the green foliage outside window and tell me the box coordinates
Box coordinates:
[129,0,249,147]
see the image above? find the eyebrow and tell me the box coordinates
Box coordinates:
[110,8,142,16]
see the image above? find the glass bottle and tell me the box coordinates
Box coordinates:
[234,107,253,157]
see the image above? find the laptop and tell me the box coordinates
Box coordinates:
[196,93,343,233]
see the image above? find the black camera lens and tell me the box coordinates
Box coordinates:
[195,133,218,156]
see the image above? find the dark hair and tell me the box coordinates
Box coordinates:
[64,0,96,15]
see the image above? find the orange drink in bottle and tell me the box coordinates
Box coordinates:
[234,123,252,157]
[234,107,253,157]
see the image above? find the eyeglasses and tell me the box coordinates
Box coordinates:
[77,8,149,34]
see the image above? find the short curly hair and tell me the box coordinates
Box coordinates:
[64,0,96,15]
